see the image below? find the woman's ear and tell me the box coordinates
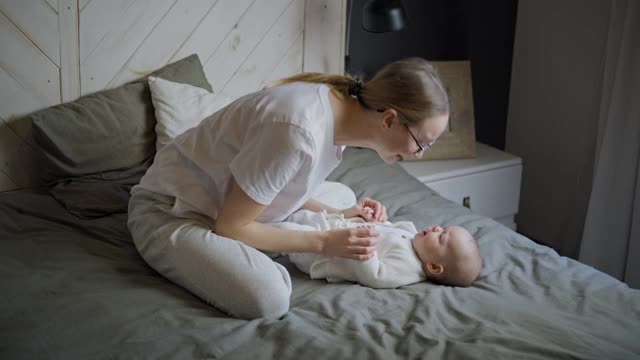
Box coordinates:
[380,108,398,129]
[425,262,444,275]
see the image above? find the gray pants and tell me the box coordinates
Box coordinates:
[127,189,292,320]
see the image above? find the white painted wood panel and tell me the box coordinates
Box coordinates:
[108,0,213,87]
[263,31,303,86]
[303,0,346,74]
[0,67,43,120]
[170,0,254,65]
[0,0,345,192]
[80,0,175,95]
[45,0,59,12]
[0,0,60,66]
[220,0,305,101]
[0,10,60,107]
[204,0,292,91]
[59,0,79,102]
[79,0,90,12]
[79,0,134,65]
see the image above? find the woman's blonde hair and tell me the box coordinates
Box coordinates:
[267,57,449,126]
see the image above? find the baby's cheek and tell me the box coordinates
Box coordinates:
[414,238,431,254]
[424,234,438,246]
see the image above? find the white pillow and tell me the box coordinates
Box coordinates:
[312,181,357,210]
[148,76,230,151]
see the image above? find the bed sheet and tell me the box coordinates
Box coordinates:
[1,147,639,359]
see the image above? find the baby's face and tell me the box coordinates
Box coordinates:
[411,225,475,266]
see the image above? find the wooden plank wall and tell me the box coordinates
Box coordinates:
[0,0,345,192]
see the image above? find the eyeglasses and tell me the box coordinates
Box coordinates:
[404,124,436,155]
[376,108,436,155]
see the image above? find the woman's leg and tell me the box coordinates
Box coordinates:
[128,190,292,320]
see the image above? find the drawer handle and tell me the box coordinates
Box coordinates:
[463,196,471,208]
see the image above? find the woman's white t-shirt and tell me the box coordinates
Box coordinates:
[132,82,344,224]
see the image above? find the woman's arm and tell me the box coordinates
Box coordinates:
[302,197,388,222]
[301,198,341,214]
[215,179,379,259]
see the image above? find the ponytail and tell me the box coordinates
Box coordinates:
[268,57,449,127]
[266,73,358,98]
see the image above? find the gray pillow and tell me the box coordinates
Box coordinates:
[31,54,211,187]
[50,179,132,220]
[30,54,212,217]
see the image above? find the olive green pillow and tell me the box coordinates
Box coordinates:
[31,54,211,187]
[29,54,211,217]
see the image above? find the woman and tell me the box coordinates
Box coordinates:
[127,57,450,320]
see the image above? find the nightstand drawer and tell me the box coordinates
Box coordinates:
[425,165,522,220]
[399,143,523,230]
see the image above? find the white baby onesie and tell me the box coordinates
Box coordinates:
[276,210,426,288]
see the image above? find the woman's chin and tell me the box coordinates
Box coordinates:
[383,156,396,164]
[389,154,403,164]
[375,150,401,164]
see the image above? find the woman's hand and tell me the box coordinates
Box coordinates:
[321,225,379,260]
[341,197,388,222]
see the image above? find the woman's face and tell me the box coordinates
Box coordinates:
[377,111,449,164]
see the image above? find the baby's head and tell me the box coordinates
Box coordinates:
[412,225,482,287]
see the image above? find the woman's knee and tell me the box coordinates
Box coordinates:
[142,221,293,320]
[232,263,292,320]
[242,287,290,320]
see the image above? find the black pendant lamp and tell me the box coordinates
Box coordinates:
[362,0,408,33]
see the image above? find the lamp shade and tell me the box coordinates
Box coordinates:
[362,0,408,33]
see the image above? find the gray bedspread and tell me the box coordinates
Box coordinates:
[1,147,639,359]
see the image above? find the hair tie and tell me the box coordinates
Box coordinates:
[348,79,363,97]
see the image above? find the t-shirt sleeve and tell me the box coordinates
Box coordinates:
[229,121,315,205]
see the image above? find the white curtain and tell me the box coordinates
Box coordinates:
[579,0,640,288]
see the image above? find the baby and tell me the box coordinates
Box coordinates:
[276,210,482,288]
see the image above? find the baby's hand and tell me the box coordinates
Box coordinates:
[358,198,388,223]
[340,198,388,222]
[341,205,375,222]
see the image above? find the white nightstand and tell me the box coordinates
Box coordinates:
[399,143,522,230]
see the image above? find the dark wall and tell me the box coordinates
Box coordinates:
[347,0,518,150]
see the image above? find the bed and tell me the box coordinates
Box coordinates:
[1,55,639,359]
